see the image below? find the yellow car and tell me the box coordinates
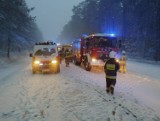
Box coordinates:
[29,42,60,74]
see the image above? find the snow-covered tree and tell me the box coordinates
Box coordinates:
[0,0,43,54]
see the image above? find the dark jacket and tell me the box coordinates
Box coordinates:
[104,58,120,79]
[65,50,71,58]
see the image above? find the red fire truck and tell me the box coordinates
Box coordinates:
[72,33,121,71]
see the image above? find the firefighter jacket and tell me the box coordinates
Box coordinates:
[65,51,71,58]
[104,58,120,79]
[120,55,127,61]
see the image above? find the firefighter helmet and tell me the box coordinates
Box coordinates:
[122,50,126,54]
[109,51,116,58]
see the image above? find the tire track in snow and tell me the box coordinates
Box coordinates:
[0,59,160,121]
[15,72,56,121]
[59,62,160,121]
[0,64,61,121]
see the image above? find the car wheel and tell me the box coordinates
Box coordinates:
[85,62,91,71]
[84,57,91,71]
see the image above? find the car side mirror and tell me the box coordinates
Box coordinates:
[29,53,33,57]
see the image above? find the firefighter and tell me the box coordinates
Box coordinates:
[104,50,120,94]
[119,50,127,73]
[58,49,63,64]
[64,49,71,67]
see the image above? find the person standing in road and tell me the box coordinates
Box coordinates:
[119,50,127,73]
[104,50,120,94]
[58,49,63,64]
[64,49,71,67]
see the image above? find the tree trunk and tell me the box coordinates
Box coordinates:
[7,37,11,59]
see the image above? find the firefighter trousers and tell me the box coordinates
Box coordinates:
[106,78,116,89]
[65,57,70,67]
[119,61,126,73]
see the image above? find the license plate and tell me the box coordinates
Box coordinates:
[42,69,50,72]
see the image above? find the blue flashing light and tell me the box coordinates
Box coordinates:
[110,33,115,37]
[115,53,121,59]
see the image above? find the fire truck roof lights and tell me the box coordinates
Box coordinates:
[109,33,115,37]
[91,33,115,37]
[35,42,56,45]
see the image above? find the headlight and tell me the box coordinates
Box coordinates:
[91,58,97,62]
[116,59,119,63]
[34,60,40,64]
[52,60,57,64]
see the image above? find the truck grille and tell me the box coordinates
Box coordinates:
[99,54,108,61]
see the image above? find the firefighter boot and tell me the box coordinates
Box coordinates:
[110,85,114,95]
[106,87,110,93]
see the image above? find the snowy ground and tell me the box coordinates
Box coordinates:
[0,57,160,121]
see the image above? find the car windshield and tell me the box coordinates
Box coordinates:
[34,48,56,56]
[93,37,117,48]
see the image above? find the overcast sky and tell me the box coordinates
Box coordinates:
[26,0,83,42]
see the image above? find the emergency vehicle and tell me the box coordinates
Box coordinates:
[29,42,60,74]
[72,33,121,71]
[57,44,72,52]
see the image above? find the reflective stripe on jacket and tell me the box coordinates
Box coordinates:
[105,75,116,79]
[120,55,127,61]
[104,58,120,79]
[105,64,116,70]
[65,51,70,58]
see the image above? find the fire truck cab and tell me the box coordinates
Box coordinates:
[72,33,120,71]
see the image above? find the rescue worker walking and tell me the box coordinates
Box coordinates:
[104,51,120,94]
[64,49,71,67]
[119,50,127,73]
[58,49,63,64]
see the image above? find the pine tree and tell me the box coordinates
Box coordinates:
[0,0,43,53]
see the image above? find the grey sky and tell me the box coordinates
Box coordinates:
[26,0,82,41]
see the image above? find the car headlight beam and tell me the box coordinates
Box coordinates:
[91,58,97,62]
[52,60,57,64]
[116,59,119,63]
[34,60,40,64]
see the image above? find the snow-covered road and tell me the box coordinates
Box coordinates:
[0,57,160,121]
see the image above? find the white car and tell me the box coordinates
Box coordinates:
[30,42,60,74]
